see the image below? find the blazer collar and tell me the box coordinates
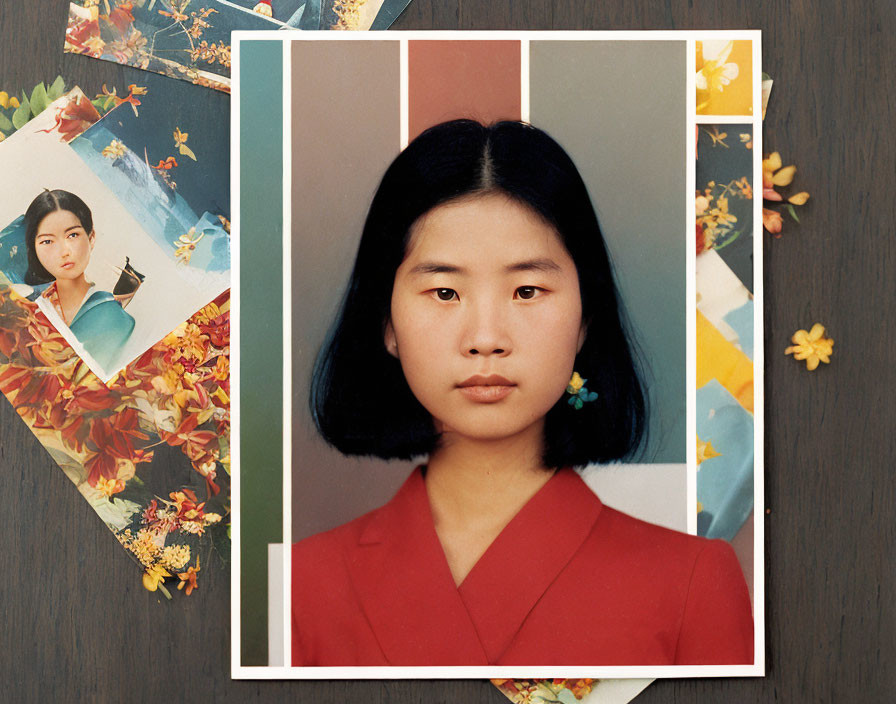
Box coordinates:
[70,289,114,326]
[346,466,603,665]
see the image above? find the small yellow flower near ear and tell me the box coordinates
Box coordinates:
[788,191,810,205]
[785,323,834,370]
[567,371,585,393]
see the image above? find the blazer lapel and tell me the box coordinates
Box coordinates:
[457,468,603,663]
[345,468,489,665]
[70,289,113,327]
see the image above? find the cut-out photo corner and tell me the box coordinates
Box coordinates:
[0,89,230,384]
[63,0,416,93]
[0,79,232,600]
[231,31,764,686]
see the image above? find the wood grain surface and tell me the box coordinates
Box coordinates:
[1,1,893,702]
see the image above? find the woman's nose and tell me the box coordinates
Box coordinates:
[462,299,512,357]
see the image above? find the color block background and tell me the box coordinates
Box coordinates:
[287,38,688,546]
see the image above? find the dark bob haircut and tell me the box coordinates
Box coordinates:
[23,189,94,286]
[311,119,647,468]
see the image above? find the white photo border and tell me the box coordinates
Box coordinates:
[231,28,764,680]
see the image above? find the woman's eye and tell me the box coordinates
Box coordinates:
[433,288,457,301]
[515,286,540,300]
[67,232,80,239]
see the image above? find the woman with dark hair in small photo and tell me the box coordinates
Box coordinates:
[22,189,137,370]
[292,120,753,667]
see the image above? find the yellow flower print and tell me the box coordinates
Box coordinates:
[173,126,197,161]
[95,475,123,497]
[697,40,740,93]
[173,227,205,265]
[101,139,126,159]
[785,323,833,371]
[697,435,721,466]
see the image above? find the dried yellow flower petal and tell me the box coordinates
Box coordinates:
[763,152,782,172]
[788,191,810,205]
[771,165,796,187]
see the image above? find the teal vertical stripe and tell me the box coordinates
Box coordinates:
[239,40,283,667]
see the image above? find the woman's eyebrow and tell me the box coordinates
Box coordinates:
[408,262,465,275]
[505,258,562,273]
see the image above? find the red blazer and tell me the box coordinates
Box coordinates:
[292,467,754,666]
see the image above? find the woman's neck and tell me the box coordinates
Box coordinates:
[424,424,557,585]
[54,276,91,321]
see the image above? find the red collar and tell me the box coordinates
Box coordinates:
[346,467,603,665]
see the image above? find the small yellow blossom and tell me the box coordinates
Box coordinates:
[173,227,205,265]
[101,139,126,159]
[697,41,739,91]
[785,323,834,370]
[95,475,123,497]
[0,92,20,109]
[788,191,810,205]
[697,435,721,466]
[735,176,753,199]
[142,564,171,592]
[161,544,191,570]
[177,558,201,595]
[567,372,585,393]
[131,528,162,567]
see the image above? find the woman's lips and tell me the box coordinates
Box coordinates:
[61,262,75,269]
[457,375,516,403]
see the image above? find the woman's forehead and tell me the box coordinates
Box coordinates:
[403,193,570,269]
[37,209,85,233]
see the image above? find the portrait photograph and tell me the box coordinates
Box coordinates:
[0,96,230,383]
[232,30,763,679]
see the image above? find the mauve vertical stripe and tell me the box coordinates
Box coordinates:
[408,40,521,139]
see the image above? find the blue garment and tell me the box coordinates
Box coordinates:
[29,284,135,370]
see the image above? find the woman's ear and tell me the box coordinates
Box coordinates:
[88,229,96,251]
[384,320,399,358]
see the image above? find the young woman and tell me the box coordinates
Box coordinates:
[22,189,135,370]
[292,120,753,667]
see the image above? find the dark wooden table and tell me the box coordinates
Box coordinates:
[1,1,893,701]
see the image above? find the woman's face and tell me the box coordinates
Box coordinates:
[386,193,585,446]
[34,209,94,282]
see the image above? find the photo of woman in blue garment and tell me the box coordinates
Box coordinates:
[22,189,136,371]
